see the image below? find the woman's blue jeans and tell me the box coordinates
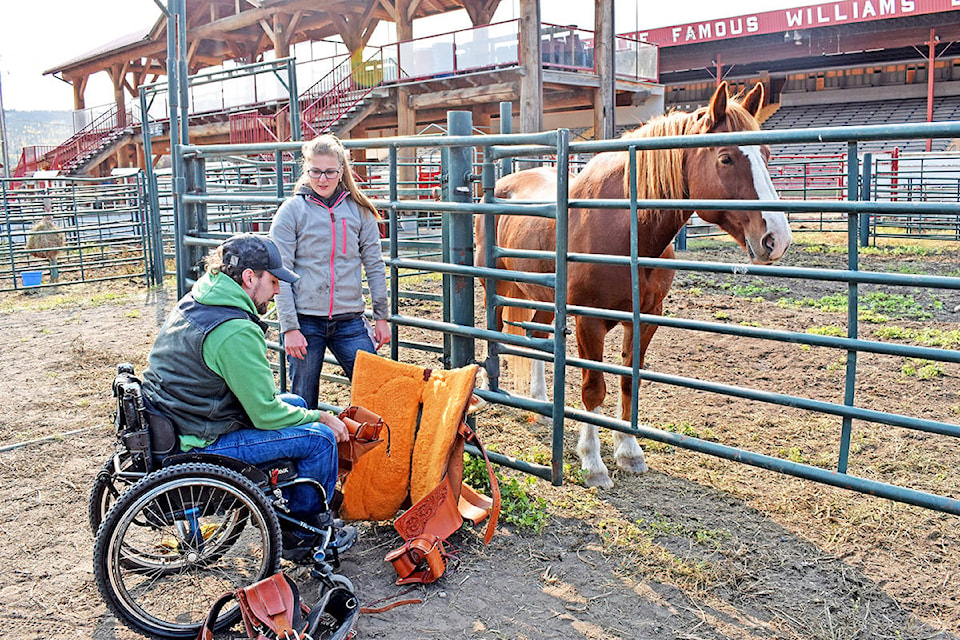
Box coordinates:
[289,313,375,409]
[199,393,336,516]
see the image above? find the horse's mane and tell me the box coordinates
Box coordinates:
[621,96,760,202]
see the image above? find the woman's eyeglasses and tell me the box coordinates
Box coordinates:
[306,167,342,180]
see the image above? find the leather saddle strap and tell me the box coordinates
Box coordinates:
[196,592,237,640]
[457,421,501,544]
[385,535,447,585]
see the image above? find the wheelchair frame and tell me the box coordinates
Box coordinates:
[91,364,354,639]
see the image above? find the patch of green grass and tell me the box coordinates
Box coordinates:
[807,325,845,337]
[0,289,134,314]
[596,518,727,589]
[874,326,960,348]
[713,311,730,320]
[720,279,790,297]
[778,446,808,464]
[901,359,944,379]
[779,291,933,321]
[635,514,728,549]
[860,244,945,258]
[464,455,548,533]
[660,421,717,441]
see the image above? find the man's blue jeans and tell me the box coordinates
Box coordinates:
[289,313,375,409]
[200,394,336,516]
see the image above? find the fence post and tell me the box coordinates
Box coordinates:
[447,111,475,369]
[139,85,165,285]
[860,153,872,247]
[183,155,207,283]
[499,101,513,176]
[839,141,860,474]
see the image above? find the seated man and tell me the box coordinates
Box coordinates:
[142,233,355,561]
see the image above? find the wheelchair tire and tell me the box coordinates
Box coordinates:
[93,462,281,639]
[88,454,139,534]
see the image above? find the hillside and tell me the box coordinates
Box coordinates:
[3,110,73,165]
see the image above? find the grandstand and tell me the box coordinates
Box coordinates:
[763,95,960,156]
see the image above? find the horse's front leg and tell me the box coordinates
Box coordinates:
[575,316,614,489]
[614,321,657,474]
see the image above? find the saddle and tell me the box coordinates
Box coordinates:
[340,351,500,584]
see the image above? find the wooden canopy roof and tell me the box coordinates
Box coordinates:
[44,0,496,99]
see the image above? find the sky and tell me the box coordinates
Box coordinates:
[0,0,833,113]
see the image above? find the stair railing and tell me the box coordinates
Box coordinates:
[46,106,136,172]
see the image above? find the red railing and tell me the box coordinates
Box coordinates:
[229,112,281,145]
[45,106,135,173]
[12,146,55,178]
[230,51,385,144]
[769,155,847,199]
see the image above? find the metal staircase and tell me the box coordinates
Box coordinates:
[230,50,385,145]
[45,107,136,174]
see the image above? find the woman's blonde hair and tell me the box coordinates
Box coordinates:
[294,134,380,220]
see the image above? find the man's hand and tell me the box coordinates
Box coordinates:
[284,329,307,360]
[318,412,350,442]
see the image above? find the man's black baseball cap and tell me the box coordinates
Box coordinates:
[220,234,299,284]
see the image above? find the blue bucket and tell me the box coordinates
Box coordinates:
[20,270,43,287]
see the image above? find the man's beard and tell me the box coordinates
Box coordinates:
[255,300,268,315]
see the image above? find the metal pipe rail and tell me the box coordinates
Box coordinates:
[164,96,960,519]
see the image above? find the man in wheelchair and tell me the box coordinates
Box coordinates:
[141,233,356,563]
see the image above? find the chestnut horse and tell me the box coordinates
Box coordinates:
[476,82,792,488]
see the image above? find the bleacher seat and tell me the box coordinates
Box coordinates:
[764,96,960,156]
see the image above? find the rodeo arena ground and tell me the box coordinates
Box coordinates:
[3,1,960,639]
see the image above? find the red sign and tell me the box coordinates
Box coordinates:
[631,0,960,47]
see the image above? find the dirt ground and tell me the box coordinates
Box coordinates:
[1,232,958,640]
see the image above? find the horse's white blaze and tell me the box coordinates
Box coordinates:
[741,145,792,260]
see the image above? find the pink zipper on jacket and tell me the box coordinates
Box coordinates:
[308,191,350,318]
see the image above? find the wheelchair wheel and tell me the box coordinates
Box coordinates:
[88,454,140,534]
[93,462,281,638]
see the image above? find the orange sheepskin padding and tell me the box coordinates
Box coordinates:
[340,351,427,521]
[339,350,478,521]
[410,366,477,503]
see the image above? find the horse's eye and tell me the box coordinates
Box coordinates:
[719,153,733,165]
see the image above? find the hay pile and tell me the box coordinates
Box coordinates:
[25,215,66,281]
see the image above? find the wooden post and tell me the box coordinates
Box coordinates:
[592,0,614,140]
[395,0,416,190]
[72,76,88,111]
[518,0,542,133]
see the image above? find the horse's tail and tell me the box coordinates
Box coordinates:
[502,305,534,395]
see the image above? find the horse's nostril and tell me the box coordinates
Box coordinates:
[762,232,776,255]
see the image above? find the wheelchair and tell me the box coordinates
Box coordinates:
[91,364,356,639]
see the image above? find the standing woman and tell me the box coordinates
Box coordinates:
[270,134,390,409]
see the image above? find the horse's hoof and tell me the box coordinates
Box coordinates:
[616,456,649,474]
[582,472,614,489]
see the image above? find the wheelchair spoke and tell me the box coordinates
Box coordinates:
[94,463,280,638]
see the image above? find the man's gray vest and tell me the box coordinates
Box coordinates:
[143,293,267,444]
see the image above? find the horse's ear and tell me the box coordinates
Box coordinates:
[742,83,765,117]
[706,81,729,127]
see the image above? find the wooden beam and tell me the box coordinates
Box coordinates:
[461,0,501,26]
[376,0,397,22]
[408,82,519,110]
[593,0,615,140]
[406,0,424,21]
[518,0,542,133]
